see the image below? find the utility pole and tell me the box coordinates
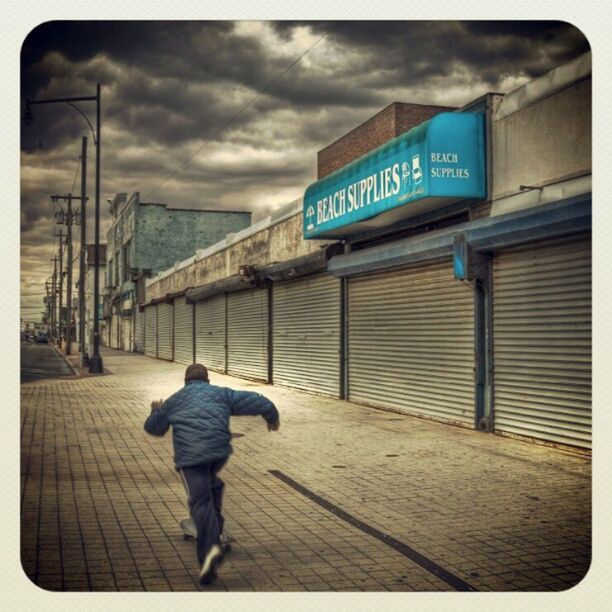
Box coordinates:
[51,256,57,343]
[66,195,74,355]
[57,229,64,346]
[79,136,88,366]
[91,83,103,373]
[45,281,52,335]
[52,193,86,357]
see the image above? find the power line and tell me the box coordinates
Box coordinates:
[143,23,336,201]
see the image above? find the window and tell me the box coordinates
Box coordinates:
[115,251,119,286]
[122,240,131,282]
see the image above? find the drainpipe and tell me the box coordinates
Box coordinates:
[454,233,492,431]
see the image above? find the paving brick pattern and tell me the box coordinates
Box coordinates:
[20,349,591,592]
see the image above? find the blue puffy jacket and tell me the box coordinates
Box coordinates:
[144,380,279,469]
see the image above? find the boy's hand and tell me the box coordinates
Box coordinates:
[267,420,280,432]
[150,399,163,413]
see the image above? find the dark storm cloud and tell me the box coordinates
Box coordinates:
[21,20,589,319]
[274,20,589,86]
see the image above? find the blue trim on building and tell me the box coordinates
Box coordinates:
[327,195,591,278]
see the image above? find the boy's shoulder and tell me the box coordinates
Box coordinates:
[186,382,229,398]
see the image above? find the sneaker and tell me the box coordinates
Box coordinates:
[199,544,224,585]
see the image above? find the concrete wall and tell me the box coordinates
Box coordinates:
[146,210,333,300]
[492,78,591,200]
[135,204,251,275]
[317,102,455,179]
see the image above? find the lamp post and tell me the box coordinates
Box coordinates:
[24,84,104,373]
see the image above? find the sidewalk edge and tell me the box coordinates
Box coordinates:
[50,343,78,376]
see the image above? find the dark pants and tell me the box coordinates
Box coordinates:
[179,459,226,565]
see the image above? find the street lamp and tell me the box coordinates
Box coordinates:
[23,84,104,374]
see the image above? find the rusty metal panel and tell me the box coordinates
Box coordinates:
[173,296,193,365]
[227,288,269,382]
[348,259,475,425]
[157,302,173,361]
[144,305,157,358]
[195,295,226,373]
[492,235,591,449]
[273,273,341,397]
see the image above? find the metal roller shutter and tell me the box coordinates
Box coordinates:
[144,305,157,358]
[110,314,119,349]
[121,317,131,351]
[227,288,269,382]
[195,295,226,372]
[273,273,341,396]
[157,302,173,361]
[348,259,475,425]
[492,235,591,449]
[134,308,144,353]
[173,297,194,365]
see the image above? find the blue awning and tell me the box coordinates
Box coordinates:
[304,112,486,239]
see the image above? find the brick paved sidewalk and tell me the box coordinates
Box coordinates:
[20,348,591,592]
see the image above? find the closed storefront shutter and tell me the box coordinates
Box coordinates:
[173,296,194,365]
[121,316,131,351]
[110,314,120,349]
[144,305,157,358]
[273,273,341,396]
[348,259,475,426]
[227,288,269,382]
[157,302,173,361]
[492,235,591,449]
[134,307,144,353]
[195,295,226,372]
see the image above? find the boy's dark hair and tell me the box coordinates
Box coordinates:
[185,363,209,383]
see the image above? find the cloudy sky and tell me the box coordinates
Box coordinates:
[20,20,589,321]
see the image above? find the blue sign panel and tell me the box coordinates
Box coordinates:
[303,112,486,239]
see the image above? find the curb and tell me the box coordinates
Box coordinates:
[50,343,78,376]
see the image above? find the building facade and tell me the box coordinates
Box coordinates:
[103,192,252,352]
[141,52,591,452]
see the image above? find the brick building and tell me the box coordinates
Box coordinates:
[104,192,251,352]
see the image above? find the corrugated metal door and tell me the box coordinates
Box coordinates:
[173,297,194,365]
[110,314,119,349]
[227,288,269,382]
[273,273,341,396]
[195,295,226,372]
[492,235,591,449]
[144,305,157,358]
[134,308,144,353]
[348,259,475,425]
[157,302,173,361]
[121,317,131,351]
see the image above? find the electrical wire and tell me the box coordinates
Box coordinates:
[143,22,336,201]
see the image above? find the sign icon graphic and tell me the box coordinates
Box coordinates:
[306,205,316,230]
[412,154,423,185]
[401,162,411,189]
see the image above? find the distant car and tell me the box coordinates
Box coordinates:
[35,331,48,343]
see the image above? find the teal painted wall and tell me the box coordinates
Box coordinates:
[106,196,251,297]
[135,204,251,275]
